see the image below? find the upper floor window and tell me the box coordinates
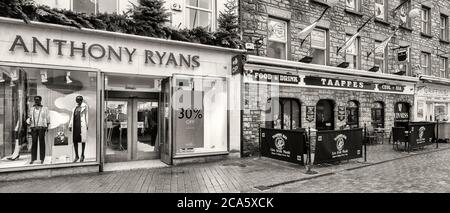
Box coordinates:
[311,29,328,65]
[267,18,288,60]
[440,57,448,78]
[346,34,360,69]
[420,52,431,75]
[186,0,214,31]
[375,0,388,21]
[421,7,431,35]
[346,0,360,12]
[441,15,449,41]
[35,0,128,15]
[374,40,387,73]
[399,0,412,28]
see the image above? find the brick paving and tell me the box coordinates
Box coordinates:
[0,143,449,193]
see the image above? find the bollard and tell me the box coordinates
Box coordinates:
[305,127,318,175]
[436,119,439,149]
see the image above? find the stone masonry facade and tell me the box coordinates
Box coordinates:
[239,0,449,156]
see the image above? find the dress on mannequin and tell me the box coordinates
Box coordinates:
[69,96,88,163]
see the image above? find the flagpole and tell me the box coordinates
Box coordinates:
[337,14,376,54]
[300,6,330,47]
[366,27,399,58]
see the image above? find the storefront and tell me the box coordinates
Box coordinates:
[414,76,450,141]
[0,17,242,178]
[241,55,418,156]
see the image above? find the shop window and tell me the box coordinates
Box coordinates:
[267,18,288,60]
[394,102,410,129]
[440,57,448,78]
[420,52,431,76]
[399,0,412,29]
[371,101,384,128]
[266,98,301,130]
[441,14,449,41]
[375,40,387,73]
[0,66,98,170]
[186,0,214,31]
[316,99,335,131]
[346,34,360,69]
[346,100,359,128]
[311,29,328,65]
[172,76,227,155]
[346,0,360,12]
[435,104,449,122]
[421,7,431,35]
[375,0,388,21]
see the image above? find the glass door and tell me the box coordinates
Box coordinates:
[105,100,130,162]
[134,100,159,160]
[159,78,172,165]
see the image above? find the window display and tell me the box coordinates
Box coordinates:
[173,76,227,155]
[0,66,97,169]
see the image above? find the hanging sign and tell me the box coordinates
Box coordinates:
[231,54,245,75]
[338,106,346,121]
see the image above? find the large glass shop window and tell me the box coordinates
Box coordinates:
[266,98,301,130]
[173,76,227,155]
[0,66,97,169]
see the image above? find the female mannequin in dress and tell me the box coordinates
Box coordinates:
[69,96,89,162]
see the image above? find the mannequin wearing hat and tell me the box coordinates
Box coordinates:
[69,96,89,162]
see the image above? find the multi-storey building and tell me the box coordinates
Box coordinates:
[239,0,450,156]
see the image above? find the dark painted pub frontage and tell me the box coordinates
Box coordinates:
[241,55,418,156]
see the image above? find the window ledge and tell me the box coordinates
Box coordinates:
[344,9,364,17]
[374,18,391,26]
[399,25,414,32]
[309,0,332,7]
[421,32,433,38]
[440,39,450,44]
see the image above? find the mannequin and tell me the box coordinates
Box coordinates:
[27,96,50,164]
[69,96,88,162]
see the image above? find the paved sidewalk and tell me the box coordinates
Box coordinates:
[0,143,449,193]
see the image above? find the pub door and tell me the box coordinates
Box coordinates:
[316,99,335,131]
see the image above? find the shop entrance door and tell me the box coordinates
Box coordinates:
[159,78,172,165]
[105,95,160,162]
[316,99,335,131]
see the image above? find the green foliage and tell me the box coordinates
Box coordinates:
[0,0,241,49]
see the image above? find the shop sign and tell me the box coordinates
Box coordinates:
[260,128,306,165]
[246,70,300,84]
[231,54,245,75]
[174,91,204,151]
[306,106,315,122]
[394,102,410,122]
[8,35,201,68]
[304,76,374,90]
[314,128,363,164]
[338,106,346,121]
[378,84,405,92]
[408,122,436,149]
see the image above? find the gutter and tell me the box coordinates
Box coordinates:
[245,55,420,83]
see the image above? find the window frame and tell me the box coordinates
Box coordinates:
[185,0,216,31]
[440,56,448,78]
[70,0,120,15]
[267,98,301,130]
[440,14,449,41]
[399,0,412,29]
[346,34,360,69]
[310,28,329,65]
[375,0,388,21]
[374,40,388,73]
[345,0,361,12]
[267,17,289,60]
[420,52,431,76]
[421,6,431,35]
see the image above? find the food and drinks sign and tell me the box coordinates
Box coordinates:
[260,128,306,165]
[314,128,363,164]
[408,122,436,149]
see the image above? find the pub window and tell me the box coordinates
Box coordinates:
[421,6,431,35]
[375,0,388,21]
[346,100,359,128]
[371,101,385,128]
[311,29,328,65]
[346,34,360,69]
[440,57,448,78]
[186,0,215,31]
[267,18,288,60]
[375,40,387,73]
[441,14,449,41]
[346,0,360,12]
[267,98,301,130]
[420,52,431,76]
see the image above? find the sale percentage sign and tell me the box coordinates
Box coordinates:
[193,109,203,119]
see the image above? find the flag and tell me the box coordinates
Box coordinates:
[337,31,360,54]
[299,22,319,39]
[374,34,394,53]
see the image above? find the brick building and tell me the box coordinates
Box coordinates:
[239,0,450,156]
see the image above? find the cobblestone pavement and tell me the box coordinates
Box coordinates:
[0,143,449,193]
